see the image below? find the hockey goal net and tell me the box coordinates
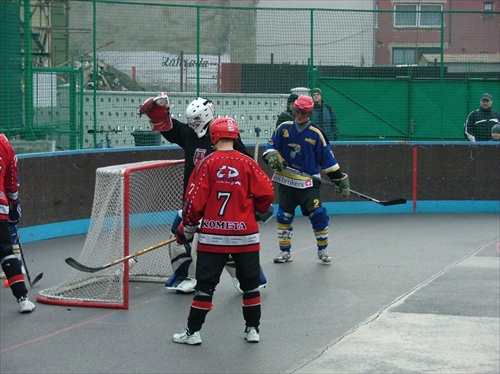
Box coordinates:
[37,160,185,309]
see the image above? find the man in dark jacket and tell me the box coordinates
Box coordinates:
[464,93,500,142]
[275,93,298,128]
[310,88,340,141]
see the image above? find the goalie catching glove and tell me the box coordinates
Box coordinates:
[265,151,286,172]
[138,92,172,132]
[175,223,197,245]
[332,173,350,197]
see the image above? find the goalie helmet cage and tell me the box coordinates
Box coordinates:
[37,160,185,309]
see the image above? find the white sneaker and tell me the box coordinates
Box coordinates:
[245,327,260,343]
[173,329,202,345]
[317,250,331,263]
[18,296,36,313]
[274,251,292,263]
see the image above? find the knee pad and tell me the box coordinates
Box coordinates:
[309,206,329,232]
[276,207,294,225]
[195,282,216,296]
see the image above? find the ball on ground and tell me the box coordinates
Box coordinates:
[4,279,9,287]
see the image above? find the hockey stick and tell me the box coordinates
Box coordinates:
[283,167,407,207]
[253,127,261,161]
[14,226,44,287]
[65,237,176,273]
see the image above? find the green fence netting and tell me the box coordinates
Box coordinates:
[1,1,498,152]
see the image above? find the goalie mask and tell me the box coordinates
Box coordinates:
[185,98,215,138]
[210,117,239,145]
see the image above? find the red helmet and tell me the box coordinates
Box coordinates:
[210,117,239,145]
[294,95,314,112]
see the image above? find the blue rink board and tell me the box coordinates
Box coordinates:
[19,200,499,243]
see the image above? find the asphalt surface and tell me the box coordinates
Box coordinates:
[1,213,499,373]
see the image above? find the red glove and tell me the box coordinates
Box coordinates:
[175,223,197,244]
[139,98,172,131]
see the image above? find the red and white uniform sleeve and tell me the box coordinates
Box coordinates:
[0,134,19,220]
[182,150,274,254]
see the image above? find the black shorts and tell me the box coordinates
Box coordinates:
[278,184,322,217]
[196,251,260,293]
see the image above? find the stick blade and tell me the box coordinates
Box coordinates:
[30,272,44,287]
[379,198,407,206]
[65,257,104,273]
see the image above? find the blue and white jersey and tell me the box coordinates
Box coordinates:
[264,120,340,180]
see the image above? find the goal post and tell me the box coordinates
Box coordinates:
[37,160,185,309]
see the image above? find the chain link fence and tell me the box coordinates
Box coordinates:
[1,1,499,152]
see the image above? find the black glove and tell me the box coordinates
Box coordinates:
[9,200,21,225]
[175,223,197,244]
[255,205,275,224]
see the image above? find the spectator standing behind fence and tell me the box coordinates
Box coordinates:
[310,88,340,141]
[491,124,500,141]
[464,93,500,142]
[276,93,298,128]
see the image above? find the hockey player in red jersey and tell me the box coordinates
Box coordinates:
[0,134,36,313]
[140,94,269,294]
[172,117,274,345]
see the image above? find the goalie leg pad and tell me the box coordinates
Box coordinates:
[224,256,244,294]
[224,256,237,278]
[166,241,194,291]
[169,242,192,274]
[165,273,183,289]
[175,278,197,293]
[171,211,182,235]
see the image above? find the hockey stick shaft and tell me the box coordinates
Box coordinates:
[14,226,44,287]
[283,167,407,207]
[65,237,177,273]
[253,130,260,161]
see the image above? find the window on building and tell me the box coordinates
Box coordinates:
[483,2,494,19]
[394,3,443,28]
[392,47,441,65]
[393,48,415,65]
[483,2,494,11]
